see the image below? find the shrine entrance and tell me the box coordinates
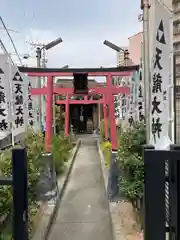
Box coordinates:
[70,104,95,134]
[19,66,139,152]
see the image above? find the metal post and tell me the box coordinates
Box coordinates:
[169,145,180,239]
[107,74,117,150]
[36,47,42,125]
[64,94,69,136]
[141,0,151,143]
[98,103,101,129]
[12,148,28,240]
[103,103,108,139]
[173,54,177,143]
[144,147,166,240]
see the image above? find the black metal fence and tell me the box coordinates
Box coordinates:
[0,148,28,240]
[144,145,180,240]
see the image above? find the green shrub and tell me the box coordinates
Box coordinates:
[24,130,44,202]
[100,119,111,142]
[0,149,12,218]
[100,119,105,142]
[52,134,72,175]
[0,130,73,237]
[0,130,44,237]
[117,122,146,202]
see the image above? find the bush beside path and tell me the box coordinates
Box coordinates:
[100,121,145,240]
[0,130,73,239]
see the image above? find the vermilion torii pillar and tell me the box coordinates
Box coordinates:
[64,94,69,136]
[18,66,138,152]
[103,102,108,140]
[106,73,118,149]
[46,75,53,152]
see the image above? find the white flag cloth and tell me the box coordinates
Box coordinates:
[149,0,172,149]
[11,67,27,136]
[0,54,11,139]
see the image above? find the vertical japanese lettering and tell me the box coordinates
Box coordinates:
[128,78,135,127]
[12,71,24,129]
[151,17,168,144]
[28,81,34,127]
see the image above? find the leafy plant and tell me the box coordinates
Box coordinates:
[24,130,44,202]
[100,119,110,142]
[100,119,105,142]
[0,129,73,237]
[117,122,146,202]
[0,130,44,236]
[52,134,72,175]
[0,148,12,217]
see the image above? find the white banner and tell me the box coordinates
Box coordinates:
[122,76,131,124]
[150,0,172,149]
[127,72,139,127]
[133,71,139,122]
[113,76,122,125]
[0,54,11,139]
[138,43,145,122]
[23,74,36,129]
[28,80,35,128]
[128,77,135,127]
[120,78,127,121]
[114,95,120,121]
[11,65,27,136]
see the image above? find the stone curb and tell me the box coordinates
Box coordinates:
[97,140,125,240]
[97,140,116,240]
[32,140,81,240]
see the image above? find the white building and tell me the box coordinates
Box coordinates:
[116,47,127,66]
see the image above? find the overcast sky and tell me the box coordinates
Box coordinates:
[0,0,142,68]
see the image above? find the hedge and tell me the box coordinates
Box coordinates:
[117,123,146,203]
[100,121,145,204]
[0,130,73,238]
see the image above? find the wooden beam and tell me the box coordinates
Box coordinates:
[56,99,105,104]
[31,86,130,95]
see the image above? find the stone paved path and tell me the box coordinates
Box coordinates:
[48,138,114,240]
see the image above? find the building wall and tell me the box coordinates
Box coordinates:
[173,0,180,143]
[173,2,180,64]
[116,33,143,66]
[128,32,143,65]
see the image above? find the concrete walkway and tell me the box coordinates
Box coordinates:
[48,138,114,240]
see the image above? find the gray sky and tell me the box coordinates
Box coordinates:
[0,0,142,68]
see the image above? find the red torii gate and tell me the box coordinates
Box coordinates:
[19,66,139,152]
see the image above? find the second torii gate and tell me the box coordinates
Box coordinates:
[19,65,139,152]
